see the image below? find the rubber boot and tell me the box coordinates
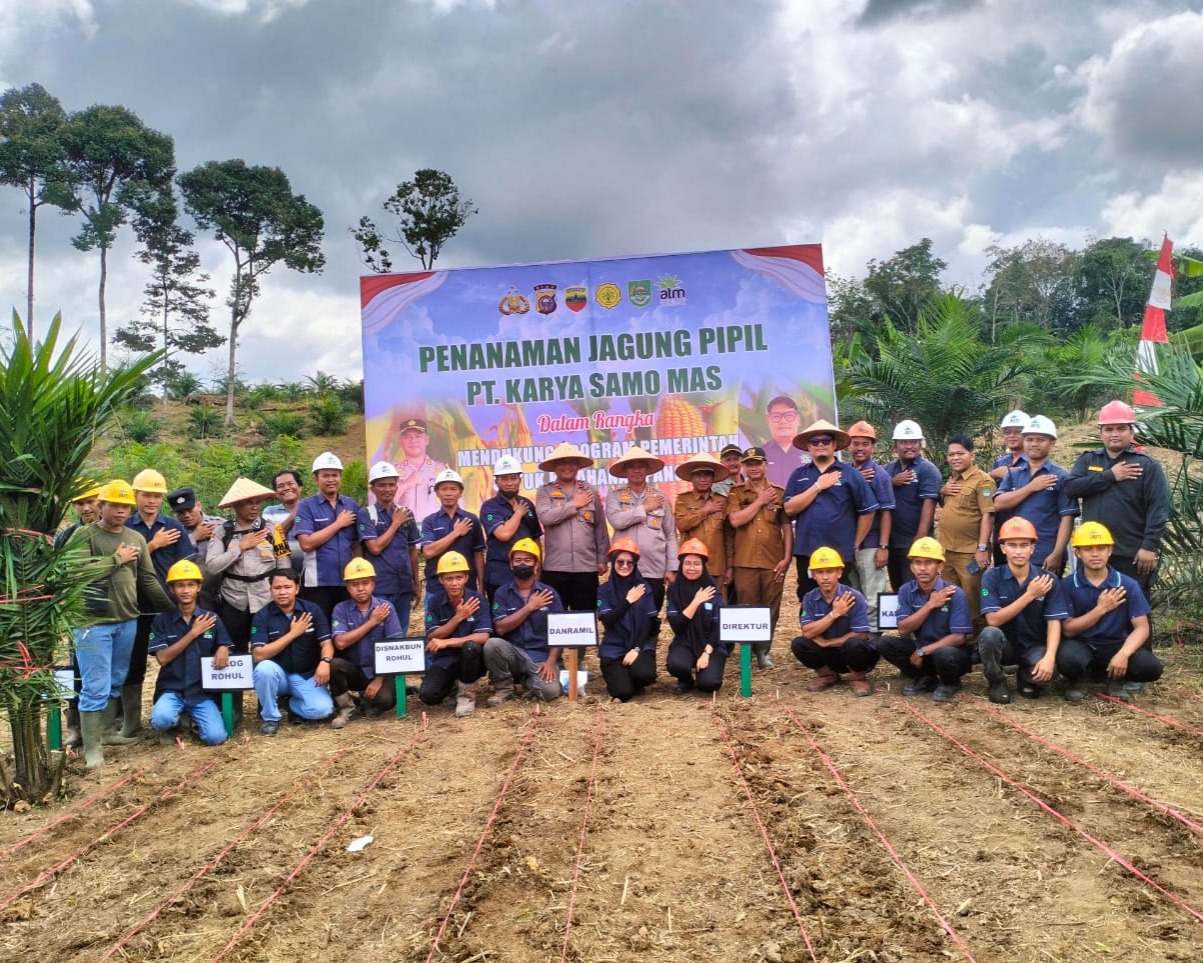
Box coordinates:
[119,684,143,738]
[101,697,139,746]
[754,644,774,669]
[330,692,356,729]
[64,699,82,749]
[80,710,106,768]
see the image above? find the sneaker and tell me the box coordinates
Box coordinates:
[806,671,840,692]
[260,720,279,736]
[454,683,476,718]
[486,681,516,707]
[1064,682,1088,703]
[1123,680,1145,694]
[902,676,937,697]
[932,682,961,703]
[1106,679,1133,702]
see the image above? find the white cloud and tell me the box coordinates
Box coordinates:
[1101,171,1203,248]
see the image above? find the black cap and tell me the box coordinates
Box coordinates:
[167,487,196,512]
[741,446,767,463]
[720,444,743,458]
[399,417,427,433]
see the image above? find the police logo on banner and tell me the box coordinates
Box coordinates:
[534,283,558,315]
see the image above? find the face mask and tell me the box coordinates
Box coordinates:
[511,564,536,580]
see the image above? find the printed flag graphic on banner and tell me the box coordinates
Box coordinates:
[1134,236,1173,408]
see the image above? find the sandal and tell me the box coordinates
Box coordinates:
[806,672,840,692]
[848,678,874,697]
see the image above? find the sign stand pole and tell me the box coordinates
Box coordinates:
[47,704,62,751]
[396,676,407,719]
[740,644,753,698]
[221,693,235,738]
[567,649,579,702]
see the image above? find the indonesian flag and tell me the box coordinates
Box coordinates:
[1134,236,1173,407]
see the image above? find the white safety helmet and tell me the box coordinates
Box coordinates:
[1024,415,1057,439]
[892,419,924,442]
[434,468,465,489]
[312,451,343,473]
[493,455,522,476]
[999,409,1029,430]
[368,460,400,483]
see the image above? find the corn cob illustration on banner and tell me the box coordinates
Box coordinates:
[360,246,837,514]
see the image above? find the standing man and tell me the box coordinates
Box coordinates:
[606,445,678,611]
[938,434,995,629]
[673,452,733,583]
[56,479,101,749]
[250,569,335,735]
[124,467,195,737]
[167,488,224,554]
[358,461,422,632]
[783,419,876,604]
[712,444,745,498]
[992,416,1077,577]
[420,468,486,595]
[265,469,304,576]
[845,421,893,631]
[990,410,1029,567]
[1062,400,1169,595]
[295,452,360,621]
[535,442,609,612]
[763,395,808,490]
[480,454,543,601]
[75,480,173,766]
[884,420,941,592]
[726,447,792,667]
[394,417,446,525]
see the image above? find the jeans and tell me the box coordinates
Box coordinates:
[846,547,888,632]
[151,691,227,745]
[73,620,137,712]
[252,661,334,723]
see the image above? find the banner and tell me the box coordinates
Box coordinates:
[361,245,835,513]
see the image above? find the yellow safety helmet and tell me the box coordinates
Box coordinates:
[907,537,946,562]
[809,546,844,570]
[509,538,542,560]
[97,479,137,506]
[166,560,203,583]
[436,551,470,575]
[132,468,168,493]
[343,558,377,581]
[73,478,102,501]
[1072,522,1114,548]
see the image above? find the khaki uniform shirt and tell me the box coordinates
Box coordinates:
[397,455,446,525]
[536,481,610,573]
[202,519,292,614]
[673,490,734,576]
[938,464,995,554]
[727,482,788,569]
[605,485,678,579]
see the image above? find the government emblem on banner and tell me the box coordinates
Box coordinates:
[628,280,652,308]
[565,286,587,312]
[595,283,622,310]
[498,286,531,315]
[534,283,558,315]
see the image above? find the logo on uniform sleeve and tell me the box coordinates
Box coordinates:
[982,487,993,495]
[981,589,989,596]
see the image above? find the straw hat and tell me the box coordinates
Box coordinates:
[674,451,731,483]
[538,442,594,472]
[218,477,277,508]
[608,445,666,478]
[792,418,850,452]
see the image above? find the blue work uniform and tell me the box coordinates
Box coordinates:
[980,565,1067,646]
[490,580,563,665]
[883,458,941,546]
[423,588,492,670]
[294,493,361,587]
[331,597,404,680]
[993,461,1078,565]
[859,459,896,549]
[783,460,877,562]
[250,598,334,724]
[420,508,486,589]
[480,493,543,593]
[147,607,232,745]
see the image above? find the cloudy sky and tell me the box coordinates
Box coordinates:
[2,0,1202,385]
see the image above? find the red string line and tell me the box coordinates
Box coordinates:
[559,715,605,963]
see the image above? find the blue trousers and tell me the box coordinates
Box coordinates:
[253,661,334,723]
[73,620,137,712]
[151,692,227,745]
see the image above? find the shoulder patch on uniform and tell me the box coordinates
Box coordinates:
[982,487,992,495]
[981,589,989,596]
[1088,465,1104,472]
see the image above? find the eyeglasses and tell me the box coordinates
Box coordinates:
[614,558,635,568]
[768,411,798,423]
[808,436,834,445]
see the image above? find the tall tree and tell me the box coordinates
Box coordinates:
[1074,236,1149,331]
[862,238,948,334]
[114,191,221,405]
[982,238,1080,339]
[59,105,175,369]
[0,83,74,338]
[352,168,476,272]
[178,159,325,423]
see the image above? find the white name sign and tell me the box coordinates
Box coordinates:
[51,666,75,701]
[202,654,254,690]
[547,612,598,648]
[374,637,426,675]
[877,593,900,630]
[720,607,772,643]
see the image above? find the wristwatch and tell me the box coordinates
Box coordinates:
[320,656,332,664]
[977,543,988,552]
[916,647,926,659]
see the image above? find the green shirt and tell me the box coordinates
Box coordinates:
[80,523,172,622]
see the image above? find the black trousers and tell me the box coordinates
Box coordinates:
[879,634,972,685]
[794,556,818,604]
[791,635,880,674]
[1055,639,1163,683]
[301,585,348,624]
[418,642,486,705]
[666,643,728,693]
[328,658,396,709]
[216,598,254,654]
[126,612,155,686]
[887,548,911,594]
[599,650,658,702]
[541,570,600,612]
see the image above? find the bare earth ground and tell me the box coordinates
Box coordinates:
[3,575,1203,963]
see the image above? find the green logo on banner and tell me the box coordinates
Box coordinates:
[628,280,652,307]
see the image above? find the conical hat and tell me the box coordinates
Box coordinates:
[608,445,666,478]
[674,450,731,483]
[218,477,277,508]
[792,418,850,452]
[538,442,594,471]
